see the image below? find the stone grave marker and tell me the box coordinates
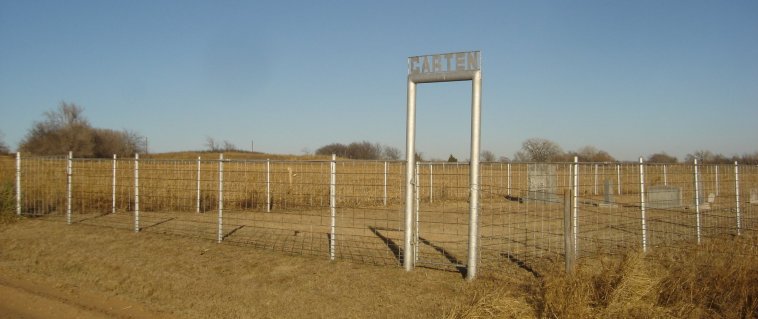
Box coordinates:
[750,189,758,204]
[707,193,715,204]
[647,185,682,209]
[526,163,559,204]
[603,179,614,204]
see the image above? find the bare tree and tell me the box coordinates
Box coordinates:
[383,146,401,160]
[480,150,496,162]
[222,140,238,152]
[498,156,511,163]
[647,152,678,163]
[20,102,94,156]
[513,138,564,162]
[447,154,458,163]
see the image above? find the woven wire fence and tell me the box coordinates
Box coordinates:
[3,153,758,274]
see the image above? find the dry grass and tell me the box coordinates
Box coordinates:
[448,239,758,319]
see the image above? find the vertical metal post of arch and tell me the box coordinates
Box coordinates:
[404,51,482,280]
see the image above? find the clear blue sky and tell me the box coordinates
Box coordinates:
[1,0,757,161]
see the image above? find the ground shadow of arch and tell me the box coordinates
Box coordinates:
[369,226,467,277]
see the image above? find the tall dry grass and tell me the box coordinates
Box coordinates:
[448,238,758,318]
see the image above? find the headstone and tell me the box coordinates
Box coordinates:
[603,179,614,204]
[750,189,758,204]
[707,193,715,204]
[525,163,559,204]
[647,185,682,209]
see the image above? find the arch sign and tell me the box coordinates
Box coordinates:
[404,51,482,280]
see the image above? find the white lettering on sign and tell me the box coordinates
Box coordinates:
[409,51,480,75]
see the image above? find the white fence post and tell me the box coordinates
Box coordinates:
[266,159,271,213]
[15,152,21,216]
[639,157,647,253]
[694,159,701,244]
[594,164,598,195]
[67,151,72,225]
[507,163,511,196]
[616,164,622,195]
[663,165,668,186]
[715,165,719,196]
[429,163,433,203]
[217,154,224,243]
[329,154,336,260]
[134,153,139,232]
[383,161,388,206]
[572,157,579,255]
[196,156,201,213]
[735,161,741,236]
[112,154,117,214]
[414,162,420,264]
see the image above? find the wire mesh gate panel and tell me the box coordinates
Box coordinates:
[5,154,758,275]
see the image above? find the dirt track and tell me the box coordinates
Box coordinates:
[0,271,165,319]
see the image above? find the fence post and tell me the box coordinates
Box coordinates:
[616,164,622,195]
[572,157,579,255]
[594,164,598,195]
[507,163,511,196]
[563,189,574,272]
[414,162,420,263]
[15,152,21,216]
[266,159,271,213]
[663,165,668,186]
[383,161,388,206]
[66,151,72,225]
[217,154,224,243]
[694,159,701,244]
[429,163,433,203]
[329,154,336,260]
[639,157,648,253]
[196,157,201,213]
[715,165,719,196]
[735,161,741,236]
[134,153,139,232]
[112,154,117,214]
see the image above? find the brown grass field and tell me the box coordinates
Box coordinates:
[1,153,758,317]
[0,216,756,318]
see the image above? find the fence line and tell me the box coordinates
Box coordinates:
[2,153,758,276]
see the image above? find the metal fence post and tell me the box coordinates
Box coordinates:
[735,161,741,236]
[663,165,668,186]
[715,165,719,196]
[134,153,139,232]
[414,162,420,264]
[15,152,21,216]
[694,159,701,244]
[594,164,598,195]
[616,164,622,195]
[507,163,511,196]
[217,154,224,243]
[66,151,72,225]
[266,159,271,213]
[329,154,336,260]
[572,157,579,255]
[563,189,574,272]
[383,161,388,206]
[639,157,648,253]
[429,163,433,203]
[112,154,117,214]
[196,157,201,213]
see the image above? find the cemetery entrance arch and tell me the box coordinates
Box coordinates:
[403,51,482,280]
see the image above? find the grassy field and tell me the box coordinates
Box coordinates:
[0,216,755,318]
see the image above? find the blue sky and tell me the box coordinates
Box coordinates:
[1,0,756,161]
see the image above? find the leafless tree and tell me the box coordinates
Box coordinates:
[567,145,616,162]
[480,150,496,162]
[513,138,564,162]
[20,102,94,156]
[383,146,401,160]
